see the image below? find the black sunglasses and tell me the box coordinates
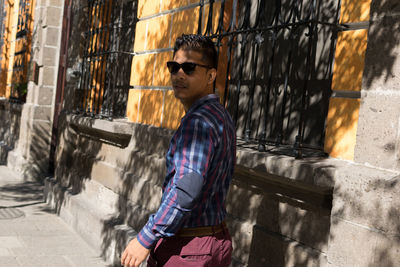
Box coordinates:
[166,61,211,75]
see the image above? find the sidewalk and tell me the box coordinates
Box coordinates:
[0,166,108,267]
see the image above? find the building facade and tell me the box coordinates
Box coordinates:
[0,0,399,266]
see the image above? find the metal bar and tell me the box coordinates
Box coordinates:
[109,2,123,119]
[82,1,95,113]
[87,0,102,115]
[233,34,247,124]
[102,0,116,117]
[204,0,214,35]
[277,30,294,145]
[97,0,111,117]
[258,7,280,152]
[93,0,106,115]
[244,33,262,141]
[222,35,234,106]
[197,0,204,34]
[294,0,317,158]
[215,0,225,35]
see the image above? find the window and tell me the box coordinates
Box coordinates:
[201,0,341,157]
[10,0,33,102]
[75,0,137,119]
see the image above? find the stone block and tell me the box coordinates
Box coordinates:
[370,0,400,16]
[40,66,56,87]
[124,174,163,212]
[324,98,360,161]
[161,0,188,12]
[247,225,327,267]
[362,14,400,92]
[332,164,400,235]
[127,89,140,122]
[95,142,131,167]
[90,161,122,193]
[138,89,163,127]
[354,92,400,170]
[332,30,368,92]
[0,257,20,267]
[44,27,60,47]
[146,15,172,50]
[171,8,199,45]
[374,234,400,267]
[26,83,38,104]
[118,153,166,187]
[37,86,54,106]
[44,6,62,27]
[153,51,173,87]
[46,0,63,7]
[137,0,160,18]
[227,218,254,265]
[340,0,372,23]
[130,54,156,86]
[226,182,331,253]
[163,90,185,130]
[32,105,52,121]
[133,20,147,52]
[78,179,119,215]
[327,218,380,267]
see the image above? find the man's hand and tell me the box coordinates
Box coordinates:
[121,238,151,267]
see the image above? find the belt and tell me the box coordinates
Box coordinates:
[176,221,227,237]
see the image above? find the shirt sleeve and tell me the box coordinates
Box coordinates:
[136,116,216,249]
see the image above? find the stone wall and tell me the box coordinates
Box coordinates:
[7,0,65,179]
[0,100,22,164]
[354,0,400,171]
[48,114,400,266]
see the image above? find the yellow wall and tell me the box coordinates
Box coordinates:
[127,1,202,128]
[324,0,371,160]
[127,0,232,129]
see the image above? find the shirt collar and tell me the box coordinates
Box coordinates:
[185,94,219,115]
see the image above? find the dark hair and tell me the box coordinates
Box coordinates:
[173,34,218,69]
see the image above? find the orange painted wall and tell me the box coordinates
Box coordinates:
[127,1,202,129]
[127,0,233,130]
[324,0,372,160]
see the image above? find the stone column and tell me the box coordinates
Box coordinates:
[354,0,400,171]
[7,0,65,180]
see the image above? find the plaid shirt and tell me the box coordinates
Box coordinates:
[137,94,236,249]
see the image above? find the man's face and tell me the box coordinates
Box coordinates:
[170,49,215,110]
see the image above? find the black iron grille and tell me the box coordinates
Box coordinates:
[76,0,137,119]
[200,0,341,157]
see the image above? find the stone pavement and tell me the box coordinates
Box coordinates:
[0,165,108,267]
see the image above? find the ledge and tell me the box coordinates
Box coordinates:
[68,114,135,135]
[0,97,23,112]
[65,114,399,198]
[67,114,134,148]
[66,114,174,150]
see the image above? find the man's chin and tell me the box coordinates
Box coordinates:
[173,91,185,100]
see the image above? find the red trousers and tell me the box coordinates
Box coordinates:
[147,228,232,267]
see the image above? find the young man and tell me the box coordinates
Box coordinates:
[121,34,236,267]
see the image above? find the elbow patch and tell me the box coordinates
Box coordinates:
[176,172,204,209]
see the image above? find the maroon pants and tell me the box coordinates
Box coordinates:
[146,228,232,267]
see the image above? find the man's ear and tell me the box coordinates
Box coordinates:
[207,68,217,85]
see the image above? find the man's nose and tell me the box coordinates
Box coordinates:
[173,69,186,78]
